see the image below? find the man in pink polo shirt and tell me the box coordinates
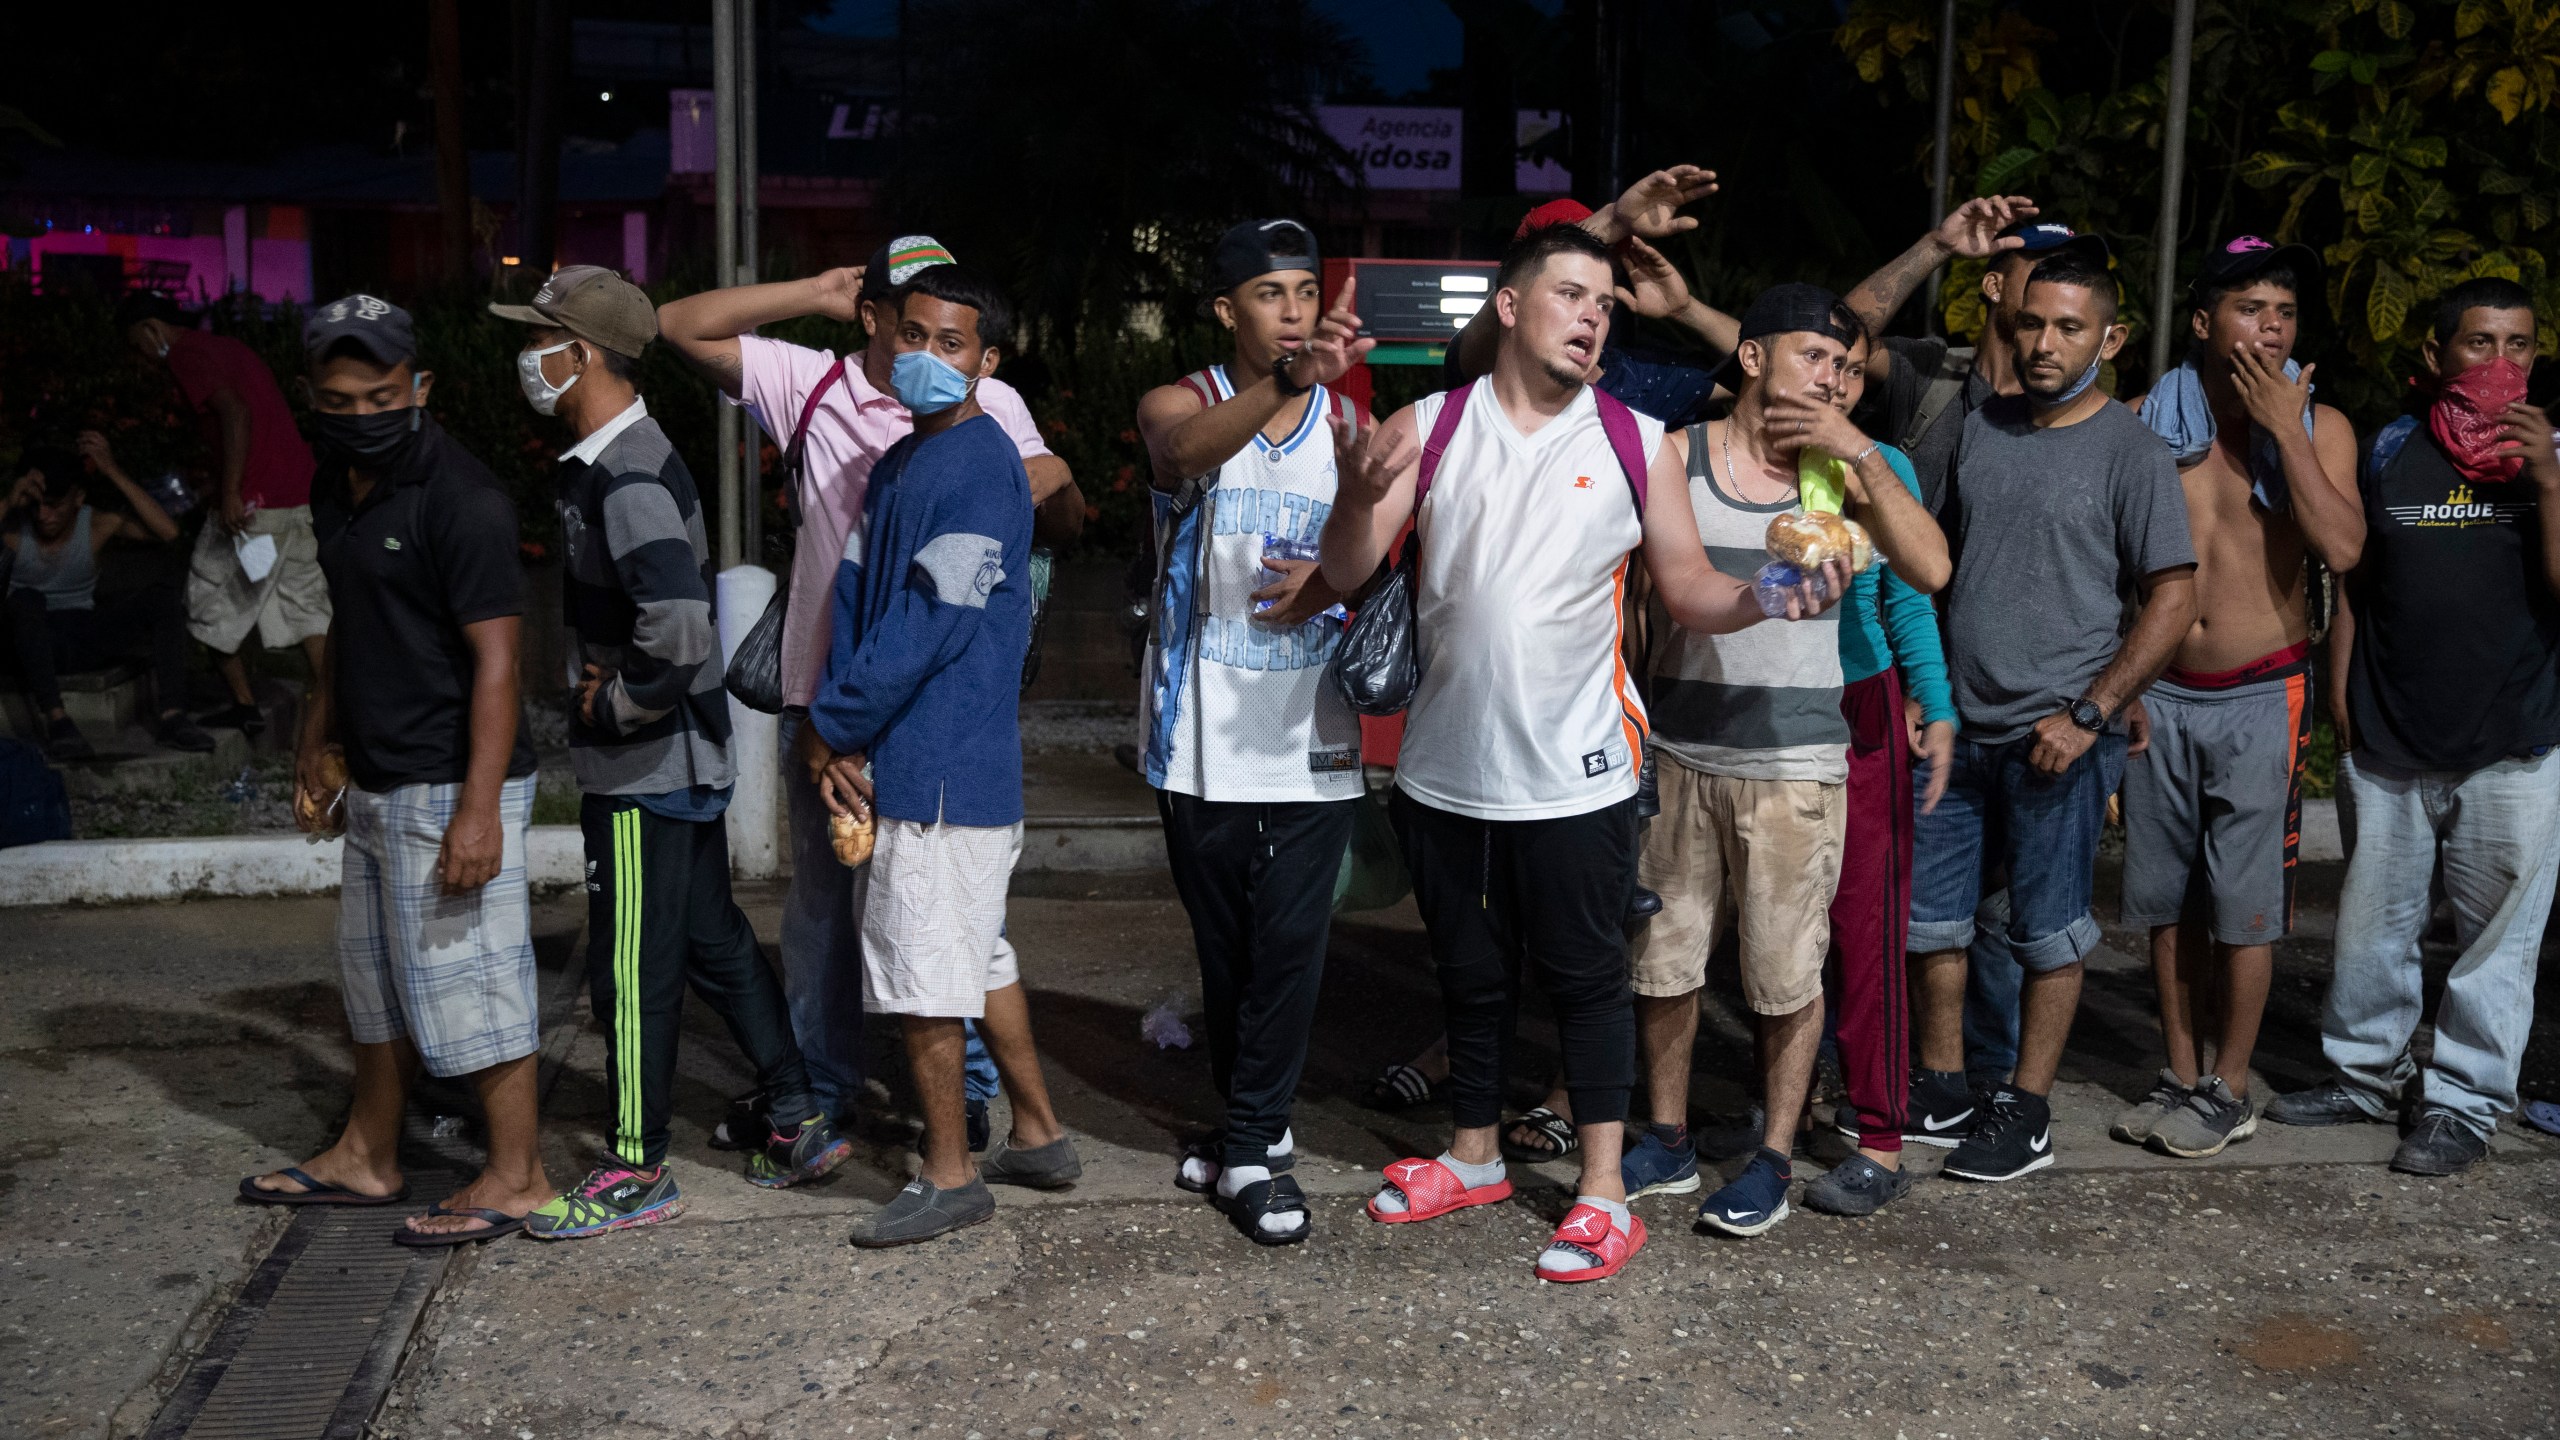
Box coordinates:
[659,236,1079,1145]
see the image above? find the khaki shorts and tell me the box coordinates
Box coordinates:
[859,817,1023,1018]
[1630,761,1844,1015]
[186,504,331,653]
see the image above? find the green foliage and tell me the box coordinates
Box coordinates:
[1839,0,2560,419]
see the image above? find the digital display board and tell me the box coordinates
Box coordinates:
[1346,258,1502,343]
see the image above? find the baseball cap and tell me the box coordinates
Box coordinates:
[487,265,657,359]
[1998,219,2112,267]
[304,293,416,368]
[1714,282,1864,387]
[858,234,959,299]
[2191,234,2320,304]
[1204,218,1321,296]
[1514,198,1596,242]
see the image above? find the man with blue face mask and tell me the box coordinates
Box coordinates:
[804,262,1080,1247]
[491,267,853,1239]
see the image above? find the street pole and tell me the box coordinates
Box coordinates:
[713,0,741,571]
[1926,0,1956,336]
[430,0,471,286]
[738,0,762,567]
[2149,0,2197,382]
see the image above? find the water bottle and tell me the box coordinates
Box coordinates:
[1255,534,1348,621]
[1753,560,1836,619]
[150,472,197,518]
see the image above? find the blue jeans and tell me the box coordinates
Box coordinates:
[2322,750,2560,1135]
[1963,888,2022,1087]
[1911,732,2127,973]
[778,712,996,1118]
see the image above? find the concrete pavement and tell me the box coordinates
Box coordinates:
[3,862,2556,1438]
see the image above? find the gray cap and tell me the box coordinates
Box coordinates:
[304,293,416,367]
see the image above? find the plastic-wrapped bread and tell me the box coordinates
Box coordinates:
[830,809,875,867]
[1842,517,1874,573]
[295,745,350,837]
[1764,510,1856,570]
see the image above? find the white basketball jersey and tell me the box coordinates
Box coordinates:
[1396,382,1660,822]
[1140,367,1363,804]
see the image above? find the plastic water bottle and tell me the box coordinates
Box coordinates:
[1753,560,1836,619]
[1256,534,1349,622]
[1140,994,1194,1050]
[150,472,197,518]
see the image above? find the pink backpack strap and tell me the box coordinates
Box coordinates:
[1592,387,1649,517]
[1415,380,1476,507]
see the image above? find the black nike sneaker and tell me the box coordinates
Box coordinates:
[1941,1088,2055,1183]
[1903,1068,1978,1148]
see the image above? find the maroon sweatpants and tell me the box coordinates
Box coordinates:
[1827,668,1912,1153]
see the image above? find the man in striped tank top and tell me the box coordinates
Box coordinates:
[1623,286,1948,1239]
[1134,219,1372,1246]
[1320,226,1843,1283]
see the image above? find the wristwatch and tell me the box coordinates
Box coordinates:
[2066,697,2109,734]
[1269,349,1309,397]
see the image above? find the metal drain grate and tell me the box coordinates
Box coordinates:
[145,1183,453,1440]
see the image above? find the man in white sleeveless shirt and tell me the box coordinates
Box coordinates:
[1134,219,1372,1246]
[1320,224,1841,1284]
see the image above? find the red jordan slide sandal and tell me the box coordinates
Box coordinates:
[1365,1156,1514,1224]
[1534,1202,1646,1283]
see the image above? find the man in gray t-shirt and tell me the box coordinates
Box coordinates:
[1906,246,2198,1186]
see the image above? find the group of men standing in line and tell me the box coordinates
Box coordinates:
[206,162,2555,1275]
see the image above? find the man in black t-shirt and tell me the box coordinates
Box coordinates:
[239,296,554,1246]
[2264,278,2560,1176]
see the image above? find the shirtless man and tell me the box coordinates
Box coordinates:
[2118,237,2362,1157]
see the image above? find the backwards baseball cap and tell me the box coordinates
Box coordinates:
[1717,282,1864,385]
[859,234,959,299]
[2191,234,2320,304]
[487,265,657,359]
[1514,198,1596,242]
[1205,218,1320,296]
[304,293,416,368]
[1998,219,2113,269]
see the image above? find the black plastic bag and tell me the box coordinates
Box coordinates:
[724,589,789,714]
[1329,533,1419,716]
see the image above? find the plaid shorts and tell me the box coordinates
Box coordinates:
[338,774,540,1076]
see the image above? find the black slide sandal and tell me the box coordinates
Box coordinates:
[238,1167,412,1207]
[1177,1134,1297,1194]
[1500,1107,1579,1164]
[1215,1174,1311,1247]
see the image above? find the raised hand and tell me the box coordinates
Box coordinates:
[805,265,869,323]
[2495,399,2560,485]
[1934,195,2040,259]
[74,429,118,476]
[1613,165,1719,240]
[1327,408,1414,512]
[1300,275,1375,389]
[1764,388,1874,473]
[1613,236,1694,320]
[2231,345,2313,436]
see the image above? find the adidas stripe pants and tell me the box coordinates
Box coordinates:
[580,795,817,1168]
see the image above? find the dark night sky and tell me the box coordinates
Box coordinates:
[809,0,1471,97]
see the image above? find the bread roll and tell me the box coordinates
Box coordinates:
[1765,510,1856,569]
[831,809,875,867]
[1842,517,1875,574]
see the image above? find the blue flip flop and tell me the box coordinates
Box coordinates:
[2523,1100,2560,1139]
[237,1166,412,1207]
[391,1202,527,1247]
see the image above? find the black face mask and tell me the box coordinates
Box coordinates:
[313,406,421,469]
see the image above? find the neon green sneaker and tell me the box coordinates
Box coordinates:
[525,1162,683,1239]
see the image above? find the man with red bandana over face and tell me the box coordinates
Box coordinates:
[2262,277,2560,1176]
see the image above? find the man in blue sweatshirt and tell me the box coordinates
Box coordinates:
[808,263,1080,1247]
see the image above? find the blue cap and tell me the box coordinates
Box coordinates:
[1998,220,2111,266]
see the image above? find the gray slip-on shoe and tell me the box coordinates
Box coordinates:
[1802,1154,1913,1218]
[2263,1079,2388,1128]
[980,1134,1084,1190]
[847,1177,997,1248]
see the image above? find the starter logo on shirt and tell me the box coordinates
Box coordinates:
[1582,749,1610,777]
[1571,475,1594,490]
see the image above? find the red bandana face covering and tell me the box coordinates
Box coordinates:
[2429,356,2530,483]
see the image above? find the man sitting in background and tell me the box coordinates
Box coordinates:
[4,436,208,758]
[118,291,330,736]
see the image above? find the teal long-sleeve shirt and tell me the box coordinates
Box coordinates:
[1841,445,1956,726]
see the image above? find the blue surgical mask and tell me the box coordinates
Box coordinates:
[2051,354,2103,405]
[890,348,974,415]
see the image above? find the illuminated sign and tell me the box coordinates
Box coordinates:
[1346,259,1503,342]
